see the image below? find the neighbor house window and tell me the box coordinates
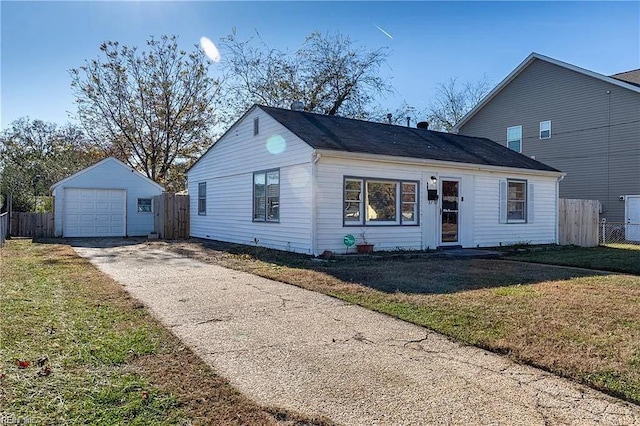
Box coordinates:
[198,182,206,215]
[540,121,551,139]
[137,198,152,213]
[507,125,522,152]
[253,117,259,136]
[343,177,418,226]
[507,180,527,222]
[253,169,279,222]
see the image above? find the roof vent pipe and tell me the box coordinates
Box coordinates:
[386,113,392,124]
[291,101,305,111]
[417,121,429,129]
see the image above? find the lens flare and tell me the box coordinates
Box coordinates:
[200,36,220,62]
[287,165,310,188]
[266,135,286,155]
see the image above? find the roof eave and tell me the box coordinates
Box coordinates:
[314,149,565,178]
[50,157,165,192]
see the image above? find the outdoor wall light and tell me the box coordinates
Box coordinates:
[428,176,439,202]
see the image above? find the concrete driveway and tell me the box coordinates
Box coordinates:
[72,241,640,425]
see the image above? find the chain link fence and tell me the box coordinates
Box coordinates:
[599,220,640,248]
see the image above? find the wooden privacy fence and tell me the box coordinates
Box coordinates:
[0,212,8,246]
[558,198,600,247]
[10,212,55,238]
[153,193,189,239]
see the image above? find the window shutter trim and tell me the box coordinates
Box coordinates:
[527,183,534,223]
[499,180,507,224]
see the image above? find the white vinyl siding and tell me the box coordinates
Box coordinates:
[187,108,313,254]
[478,176,556,246]
[507,126,522,152]
[318,159,426,252]
[540,120,551,139]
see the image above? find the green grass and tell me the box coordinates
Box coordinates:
[507,245,640,275]
[0,241,182,425]
[0,240,332,425]
[164,240,640,405]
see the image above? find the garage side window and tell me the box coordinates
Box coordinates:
[198,182,206,215]
[137,198,152,213]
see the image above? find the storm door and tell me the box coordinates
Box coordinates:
[440,179,460,244]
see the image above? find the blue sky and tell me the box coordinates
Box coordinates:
[1,1,638,129]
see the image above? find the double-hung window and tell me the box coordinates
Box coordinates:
[253,169,279,222]
[507,126,522,152]
[507,180,527,222]
[343,177,418,226]
[198,182,206,215]
[540,121,551,139]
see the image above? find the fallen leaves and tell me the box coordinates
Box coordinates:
[13,356,53,377]
[14,360,30,369]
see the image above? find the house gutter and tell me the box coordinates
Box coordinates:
[314,149,566,179]
[310,151,322,256]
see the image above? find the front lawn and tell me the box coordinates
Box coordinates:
[164,240,640,405]
[0,240,331,425]
[506,244,640,275]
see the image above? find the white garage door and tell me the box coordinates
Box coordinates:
[63,188,126,237]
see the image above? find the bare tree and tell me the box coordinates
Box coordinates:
[70,35,221,191]
[426,77,492,132]
[220,30,392,121]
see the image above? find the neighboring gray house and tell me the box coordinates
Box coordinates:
[454,53,640,224]
[187,104,563,255]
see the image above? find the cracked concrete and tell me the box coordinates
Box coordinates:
[72,241,640,425]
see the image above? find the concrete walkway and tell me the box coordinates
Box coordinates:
[72,242,640,425]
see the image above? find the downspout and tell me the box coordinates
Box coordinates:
[555,175,565,244]
[311,151,322,256]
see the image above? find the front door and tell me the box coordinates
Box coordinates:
[440,179,460,245]
[626,196,640,242]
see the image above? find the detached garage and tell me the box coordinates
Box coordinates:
[51,157,164,237]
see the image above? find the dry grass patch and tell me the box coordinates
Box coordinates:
[160,240,640,405]
[0,240,332,425]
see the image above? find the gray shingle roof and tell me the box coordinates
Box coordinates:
[611,69,640,87]
[260,105,560,173]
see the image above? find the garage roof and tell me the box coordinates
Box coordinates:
[50,157,165,192]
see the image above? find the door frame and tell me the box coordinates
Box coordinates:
[625,195,640,242]
[438,177,462,247]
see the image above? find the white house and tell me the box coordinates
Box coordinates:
[186,105,565,255]
[51,157,164,237]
